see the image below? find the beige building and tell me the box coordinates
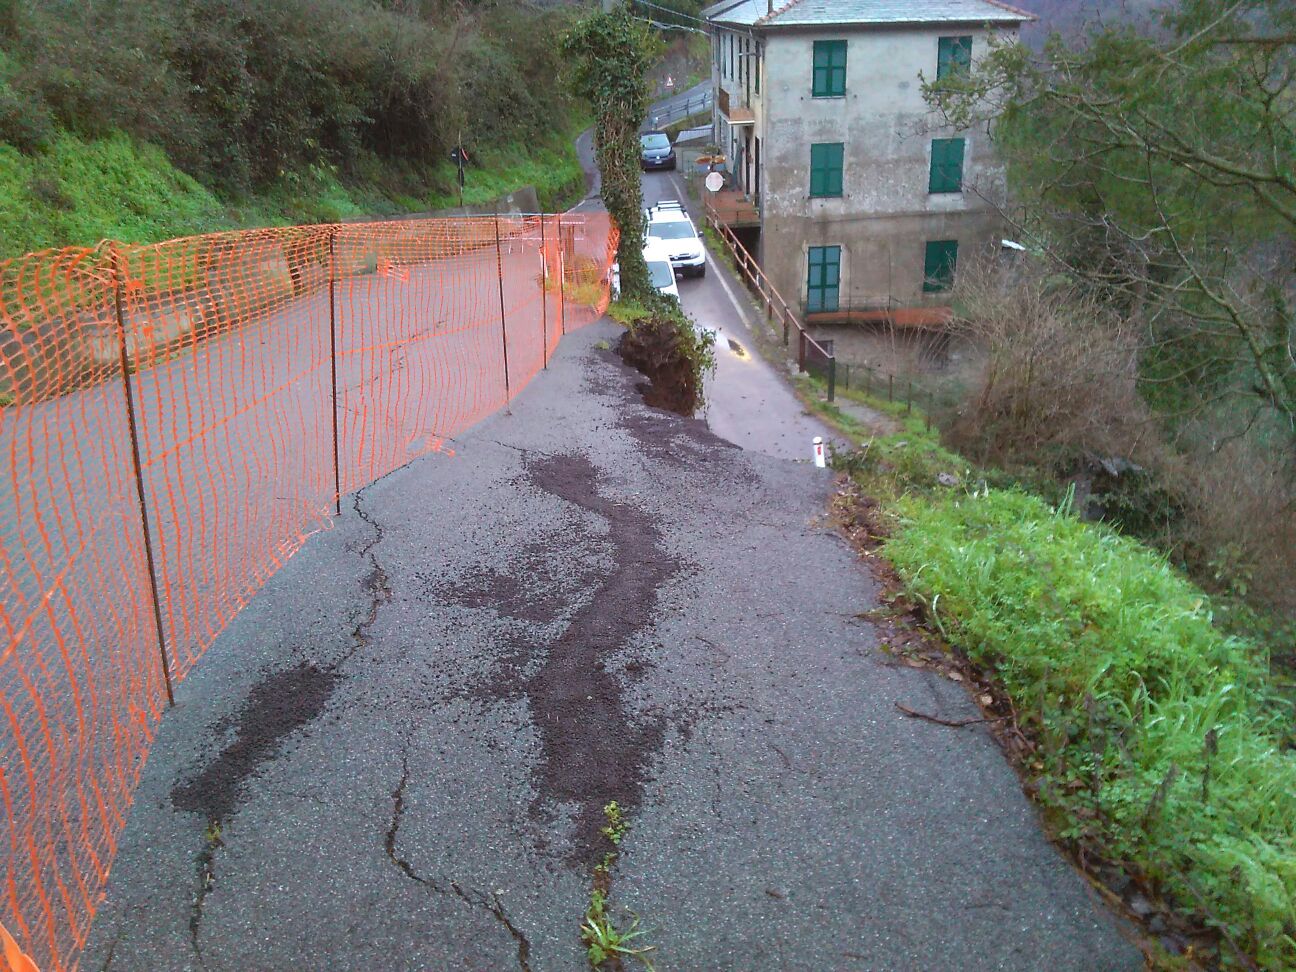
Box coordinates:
[701,0,1032,323]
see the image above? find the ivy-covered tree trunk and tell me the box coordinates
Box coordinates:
[562,4,660,303]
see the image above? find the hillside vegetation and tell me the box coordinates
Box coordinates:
[924,0,1294,630]
[0,0,587,258]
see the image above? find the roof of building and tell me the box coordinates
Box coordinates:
[701,0,1035,29]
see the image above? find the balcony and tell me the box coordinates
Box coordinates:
[717,87,755,126]
[705,190,760,229]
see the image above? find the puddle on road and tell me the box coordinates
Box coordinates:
[726,337,748,359]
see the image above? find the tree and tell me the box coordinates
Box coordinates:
[563,4,661,302]
[926,0,1295,450]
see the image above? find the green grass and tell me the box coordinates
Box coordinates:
[425,116,591,214]
[0,114,592,261]
[0,131,229,257]
[881,482,1296,968]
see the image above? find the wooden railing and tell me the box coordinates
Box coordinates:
[702,198,836,401]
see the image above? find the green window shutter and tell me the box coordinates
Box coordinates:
[937,36,972,79]
[810,143,844,198]
[928,138,965,193]
[923,240,958,292]
[807,246,841,313]
[812,40,847,97]
[755,42,761,94]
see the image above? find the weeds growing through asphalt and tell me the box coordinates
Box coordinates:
[582,802,656,970]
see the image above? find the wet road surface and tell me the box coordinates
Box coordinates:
[81,319,1139,971]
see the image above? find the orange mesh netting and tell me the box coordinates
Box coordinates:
[0,211,617,972]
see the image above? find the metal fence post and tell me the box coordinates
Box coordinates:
[828,356,837,403]
[798,329,806,372]
[888,374,894,402]
[493,214,512,401]
[327,228,342,516]
[539,214,549,369]
[111,243,175,708]
[906,380,913,415]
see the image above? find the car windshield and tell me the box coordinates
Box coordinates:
[647,221,695,241]
[647,261,675,289]
[640,134,670,151]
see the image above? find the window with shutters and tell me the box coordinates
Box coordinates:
[812,40,847,97]
[923,240,958,292]
[809,143,844,198]
[928,138,965,193]
[807,246,841,313]
[937,36,972,79]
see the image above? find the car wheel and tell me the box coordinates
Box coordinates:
[695,265,706,278]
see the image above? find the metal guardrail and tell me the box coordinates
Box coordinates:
[648,91,713,129]
[702,197,837,402]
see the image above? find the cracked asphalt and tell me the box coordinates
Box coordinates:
[80,317,1140,971]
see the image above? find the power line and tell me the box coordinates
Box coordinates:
[630,0,709,27]
[641,16,708,34]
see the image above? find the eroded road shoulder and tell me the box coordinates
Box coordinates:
[82,321,1138,972]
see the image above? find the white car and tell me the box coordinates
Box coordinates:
[645,200,706,277]
[642,240,681,302]
[609,240,681,303]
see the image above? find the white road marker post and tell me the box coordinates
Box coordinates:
[812,436,826,468]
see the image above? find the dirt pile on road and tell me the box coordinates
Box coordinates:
[617,315,702,416]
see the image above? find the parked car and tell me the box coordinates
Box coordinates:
[609,240,681,303]
[644,200,706,277]
[642,240,681,302]
[639,131,676,171]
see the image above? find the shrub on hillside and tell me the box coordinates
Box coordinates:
[946,262,1295,624]
[2,0,579,196]
[886,487,1296,969]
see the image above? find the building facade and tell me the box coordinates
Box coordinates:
[702,0,1032,321]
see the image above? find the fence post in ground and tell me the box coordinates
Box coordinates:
[798,329,806,372]
[539,214,549,369]
[888,373,894,402]
[327,228,342,516]
[781,307,789,346]
[828,355,837,403]
[493,214,512,402]
[110,243,175,708]
[906,380,913,416]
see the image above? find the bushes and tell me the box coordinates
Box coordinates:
[0,0,582,222]
[946,261,1296,626]
[885,487,1296,968]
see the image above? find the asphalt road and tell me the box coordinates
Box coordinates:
[80,319,1140,971]
[75,102,1141,970]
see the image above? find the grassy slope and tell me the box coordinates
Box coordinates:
[795,374,1295,969]
[0,119,590,261]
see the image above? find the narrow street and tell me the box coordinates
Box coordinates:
[640,167,841,460]
[78,113,1141,971]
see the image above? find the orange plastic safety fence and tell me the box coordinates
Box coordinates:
[0,211,616,972]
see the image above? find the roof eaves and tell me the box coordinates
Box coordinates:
[981,0,1038,21]
[754,0,810,28]
[701,0,750,20]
